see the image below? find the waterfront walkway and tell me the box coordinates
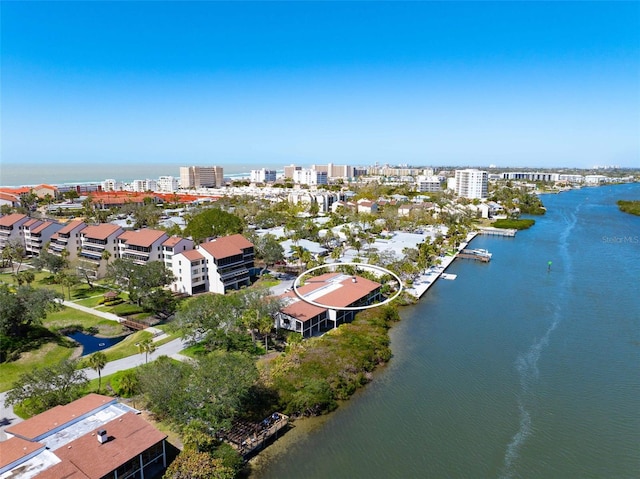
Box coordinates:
[406,232,478,299]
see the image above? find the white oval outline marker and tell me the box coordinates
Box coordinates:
[292,262,403,311]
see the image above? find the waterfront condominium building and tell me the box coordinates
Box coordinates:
[292,168,328,186]
[415,175,442,193]
[250,168,277,183]
[454,169,488,199]
[179,166,224,189]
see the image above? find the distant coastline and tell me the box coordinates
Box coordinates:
[0,162,264,188]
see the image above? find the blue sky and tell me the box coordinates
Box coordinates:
[2,1,639,170]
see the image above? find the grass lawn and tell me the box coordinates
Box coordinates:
[43,307,125,337]
[101,330,154,362]
[0,342,75,392]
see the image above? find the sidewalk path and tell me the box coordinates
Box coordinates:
[0,337,188,441]
[61,300,123,322]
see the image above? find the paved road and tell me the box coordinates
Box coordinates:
[0,334,189,441]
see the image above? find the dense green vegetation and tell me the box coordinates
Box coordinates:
[617,200,640,216]
[490,186,546,215]
[264,304,400,416]
[492,218,535,230]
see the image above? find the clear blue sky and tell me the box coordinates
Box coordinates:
[2,1,639,169]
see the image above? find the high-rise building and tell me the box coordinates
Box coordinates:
[284,164,302,179]
[250,168,277,183]
[179,166,224,189]
[454,169,488,199]
[293,168,328,186]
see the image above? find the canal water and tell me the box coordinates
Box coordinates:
[254,184,640,479]
[68,331,126,356]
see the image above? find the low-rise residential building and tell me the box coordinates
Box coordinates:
[171,234,255,295]
[0,394,168,479]
[275,272,382,337]
[78,224,124,278]
[357,200,378,214]
[0,213,29,251]
[116,228,169,265]
[22,219,64,257]
[48,219,87,261]
[162,235,194,271]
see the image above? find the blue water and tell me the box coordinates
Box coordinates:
[68,331,126,356]
[254,184,640,478]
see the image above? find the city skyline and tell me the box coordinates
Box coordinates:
[2,1,639,171]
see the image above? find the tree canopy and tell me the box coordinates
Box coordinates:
[106,259,174,306]
[137,353,258,431]
[4,359,88,416]
[184,208,244,244]
[0,284,62,337]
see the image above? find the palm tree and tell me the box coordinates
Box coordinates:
[87,351,107,393]
[137,337,156,363]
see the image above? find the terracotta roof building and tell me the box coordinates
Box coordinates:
[275,272,382,337]
[171,234,255,295]
[0,213,29,251]
[78,224,124,279]
[48,219,87,261]
[0,394,168,479]
[116,228,169,265]
[23,219,64,257]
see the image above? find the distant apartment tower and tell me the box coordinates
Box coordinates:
[250,168,277,183]
[311,163,356,180]
[157,176,180,192]
[415,175,442,193]
[180,166,224,189]
[502,172,560,182]
[131,179,158,192]
[284,164,302,179]
[454,169,488,199]
[293,168,328,186]
[101,179,124,192]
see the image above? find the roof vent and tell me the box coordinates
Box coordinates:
[97,429,108,444]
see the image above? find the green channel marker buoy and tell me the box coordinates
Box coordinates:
[547,261,552,272]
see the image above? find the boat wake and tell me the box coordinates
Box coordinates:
[500,206,579,478]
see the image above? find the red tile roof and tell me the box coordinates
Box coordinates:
[50,412,166,479]
[0,436,45,470]
[30,220,58,234]
[58,219,86,235]
[198,234,253,260]
[80,224,122,240]
[280,273,381,322]
[0,192,20,203]
[162,236,185,247]
[117,228,167,247]
[0,213,28,227]
[181,249,204,262]
[6,394,115,441]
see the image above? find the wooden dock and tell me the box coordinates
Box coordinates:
[478,227,517,237]
[458,250,491,262]
[222,412,289,457]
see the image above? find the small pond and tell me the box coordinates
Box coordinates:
[68,332,128,356]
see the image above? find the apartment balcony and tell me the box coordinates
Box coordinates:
[80,250,103,261]
[219,267,249,280]
[121,252,149,265]
[83,238,108,246]
[81,243,106,254]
